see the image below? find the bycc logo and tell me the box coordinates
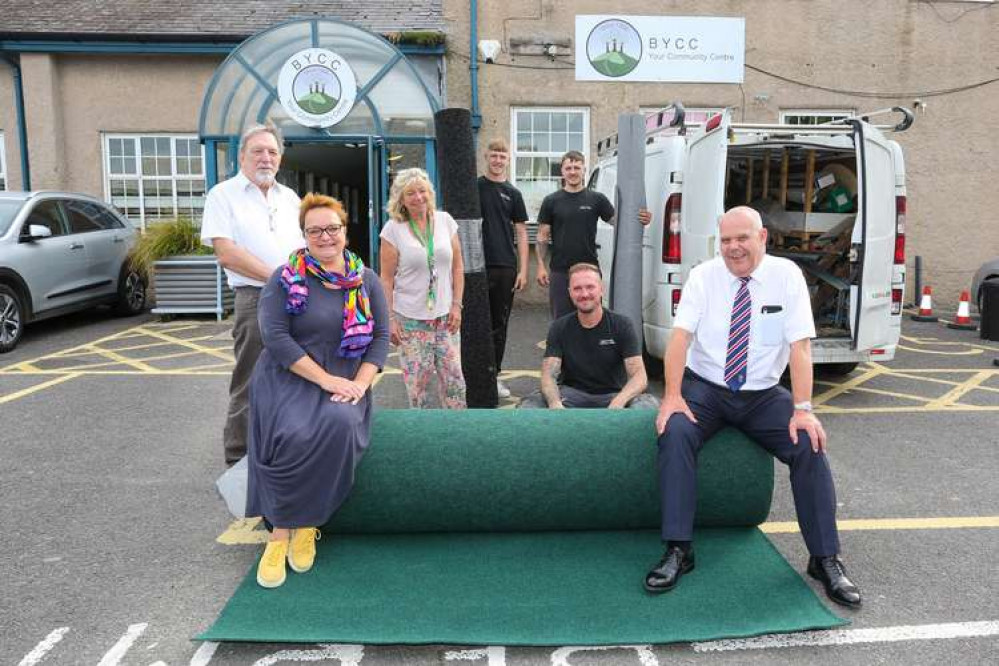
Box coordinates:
[586,19,642,78]
[278,48,357,128]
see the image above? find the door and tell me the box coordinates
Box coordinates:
[17,199,91,314]
[367,137,387,270]
[850,122,896,351]
[681,111,730,267]
[61,199,129,298]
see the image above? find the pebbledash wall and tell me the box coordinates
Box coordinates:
[444,0,999,308]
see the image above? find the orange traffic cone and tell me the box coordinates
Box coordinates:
[947,290,977,330]
[910,286,937,322]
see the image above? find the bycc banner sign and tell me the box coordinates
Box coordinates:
[575,15,745,83]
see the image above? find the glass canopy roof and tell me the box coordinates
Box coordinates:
[199,18,439,141]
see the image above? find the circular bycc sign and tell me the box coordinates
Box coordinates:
[278,48,357,128]
[586,19,642,78]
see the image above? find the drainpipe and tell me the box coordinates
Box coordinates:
[469,0,482,132]
[0,53,31,190]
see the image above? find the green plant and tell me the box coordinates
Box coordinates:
[127,217,212,279]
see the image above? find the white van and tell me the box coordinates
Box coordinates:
[592,105,912,375]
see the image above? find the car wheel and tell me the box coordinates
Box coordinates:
[115,266,147,316]
[819,362,859,377]
[0,285,25,353]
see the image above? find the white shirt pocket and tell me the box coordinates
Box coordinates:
[758,309,785,347]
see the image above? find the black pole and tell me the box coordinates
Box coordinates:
[434,108,498,408]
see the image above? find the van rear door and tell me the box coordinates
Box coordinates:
[682,110,730,266]
[851,122,896,351]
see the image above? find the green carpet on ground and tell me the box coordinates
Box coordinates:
[200,528,845,645]
[203,410,844,644]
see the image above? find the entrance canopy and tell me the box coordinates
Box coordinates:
[199,18,439,142]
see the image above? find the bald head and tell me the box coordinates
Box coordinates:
[721,206,764,232]
[719,206,768,277]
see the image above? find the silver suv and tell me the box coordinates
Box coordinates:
[0,191,146,352]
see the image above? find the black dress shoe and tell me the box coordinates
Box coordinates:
[807,555,862,608]
[644,546,695,594]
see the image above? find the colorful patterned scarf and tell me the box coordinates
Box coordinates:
[280,248,375,358]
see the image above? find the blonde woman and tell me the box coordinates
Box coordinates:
[379,168,467,408]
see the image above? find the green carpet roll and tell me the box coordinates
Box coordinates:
[326,409,773,533]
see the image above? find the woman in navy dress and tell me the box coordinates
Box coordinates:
[246,193,389,589]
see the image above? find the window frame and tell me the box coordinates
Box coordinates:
[778,109,856,126]
[509,106,591,222]
[101,133,207,230]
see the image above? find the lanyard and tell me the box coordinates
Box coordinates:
[407,214,437,310]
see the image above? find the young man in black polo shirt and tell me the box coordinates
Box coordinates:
[520,263,658,409]
[535,150,650,319]
[478,138,529,398]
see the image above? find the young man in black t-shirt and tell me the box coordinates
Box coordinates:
[535,150,651,319]
[520,263,658,409]
[477,138,530,398]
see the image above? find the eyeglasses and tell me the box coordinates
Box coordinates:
[304,224,345,239]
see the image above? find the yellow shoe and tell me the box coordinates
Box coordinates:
[288,527,321,574]
[256,539,288,588]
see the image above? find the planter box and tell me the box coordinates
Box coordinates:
[150,255,234,321]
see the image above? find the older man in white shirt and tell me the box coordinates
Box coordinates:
[645,206,861,609]
[201,124,304,465]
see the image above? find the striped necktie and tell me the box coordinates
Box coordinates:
[724,277,752,391]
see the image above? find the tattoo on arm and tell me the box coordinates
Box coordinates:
[540,357,562,405]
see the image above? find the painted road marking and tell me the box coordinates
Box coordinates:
[251,644,365,665]
[0,373,81,405]
[444,647,507,665]
[17,627,69,666]
[218,515,999,545]
[761,516,999,534]
[692,620,999,652]
[551,645,658,666]
[96,622,147,666]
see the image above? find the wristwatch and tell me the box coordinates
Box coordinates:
[793,401,813,412]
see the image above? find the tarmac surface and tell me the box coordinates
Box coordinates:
[1,302,997,665]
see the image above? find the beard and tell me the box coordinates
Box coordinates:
[252,169,276,187]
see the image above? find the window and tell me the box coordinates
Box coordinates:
[510,107,589,220]
[779,110,855,126]
[0,132,7,191]
[63,200,126,234]
[103,134,206,229]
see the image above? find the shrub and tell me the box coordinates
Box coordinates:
[127,218,212,279]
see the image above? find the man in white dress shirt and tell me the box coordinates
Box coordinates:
[644,206,861,608]
[200,124,304,465]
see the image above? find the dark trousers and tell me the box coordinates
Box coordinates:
[486,265,517,371]
[224,286,264,465]
[658,370,841,556]
[548,269,573,320]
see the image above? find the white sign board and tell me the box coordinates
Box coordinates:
[278,48,358,128]
[575,16,745,83]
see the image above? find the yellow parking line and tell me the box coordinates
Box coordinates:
[0,373,81,404]
[813,364,886,405]
[898,344,982,356]
[218,515,999,545]
[80,344,159,373]
[925,370,994,409]
[762,516,999,534]
[133,326,236,362]
[820,404,999,414]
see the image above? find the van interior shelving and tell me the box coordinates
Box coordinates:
[723,143,859,338]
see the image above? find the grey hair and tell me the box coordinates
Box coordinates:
[721,205,763,231]
[387,167,437,222]
[239,124,284,156]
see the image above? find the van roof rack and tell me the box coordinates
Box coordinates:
[731,107,914,134]
[597,101,685,157]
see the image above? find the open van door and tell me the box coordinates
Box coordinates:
[850,122,896,351]
[682,110,730,266]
